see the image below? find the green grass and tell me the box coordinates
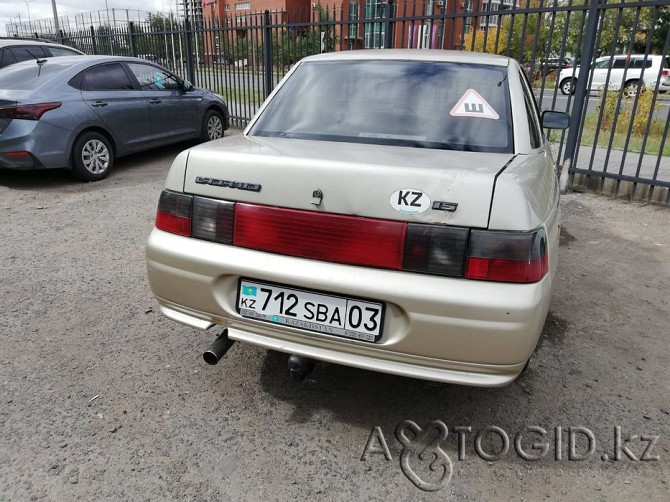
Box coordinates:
[217,86,265,106]
[549,114,670,156]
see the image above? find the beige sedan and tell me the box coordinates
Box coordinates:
[146,50,570,387]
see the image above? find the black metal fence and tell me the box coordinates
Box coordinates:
[50,0,670,203]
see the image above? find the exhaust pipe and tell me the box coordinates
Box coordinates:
[288,354,315,382]
[203,330,235,365]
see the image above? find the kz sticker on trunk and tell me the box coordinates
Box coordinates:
[389,189,431,215]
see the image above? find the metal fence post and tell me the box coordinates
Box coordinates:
[384,0,394,49]
[129,21,138,57]
[184,17,196,85]
[90,26,97,55]
[263,10,273,99]
[559,0,601,194]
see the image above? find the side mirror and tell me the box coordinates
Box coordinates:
[541,110,570,130]
[182,80,194,92]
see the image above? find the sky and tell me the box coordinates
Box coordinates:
[0,1,172,37]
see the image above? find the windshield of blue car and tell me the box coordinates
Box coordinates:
[0,61,70,90]
[249,60,513,153]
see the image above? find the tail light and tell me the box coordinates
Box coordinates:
[402,224,468,276]
[662,69,670,77]
[465,229,548,283]
[154,191,549,283]
[155,190,192,237]
[234,203,406,269]
[0,102,61,120]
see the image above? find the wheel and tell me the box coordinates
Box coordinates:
[623,80,643,99]
[71,131,113,181]
[560,78,575,95]
[202,109,224,142]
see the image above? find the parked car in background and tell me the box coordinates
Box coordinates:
[535,57,573,72]
[0,55,229,181]
[146,50,570,387]
[0,38,83,69]
[558,54,670,96]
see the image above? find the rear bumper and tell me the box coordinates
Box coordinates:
[146,229,553,386]
[0,119,71,170]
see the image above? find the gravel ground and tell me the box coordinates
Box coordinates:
[0,136,668,501]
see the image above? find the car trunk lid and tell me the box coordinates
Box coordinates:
[183,135,514,229]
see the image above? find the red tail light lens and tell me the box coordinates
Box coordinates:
[465,229,548,283]
[663,69,670,77]
[0,102,62,120]
[155,191,192,237]
[234,203,406,269]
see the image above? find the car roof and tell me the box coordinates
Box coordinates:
[0,39,82,52]
[301,49,511,67]
[7,54,161,71]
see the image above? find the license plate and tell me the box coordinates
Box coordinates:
[237,280,384,342]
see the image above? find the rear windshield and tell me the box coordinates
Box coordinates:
[0,61,69,90]
[249,60,513,153]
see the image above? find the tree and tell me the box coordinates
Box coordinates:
[463,27,508,54]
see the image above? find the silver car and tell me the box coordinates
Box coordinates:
[0,55,229,180]
[0,38,83,68]
[146,50,569,387]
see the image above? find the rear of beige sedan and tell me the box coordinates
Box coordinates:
[146,50,565,387]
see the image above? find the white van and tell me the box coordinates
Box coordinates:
[558,54,670,97]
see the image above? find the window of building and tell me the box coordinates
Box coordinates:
[236,15,246,24]
[349,3,359,39]
[235,2,250,10]
[364,0,386,49]
[225,4,230,11]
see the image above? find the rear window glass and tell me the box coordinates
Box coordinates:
[0,61,70,90]
[249,60,513,153]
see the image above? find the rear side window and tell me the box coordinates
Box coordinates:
[83,63,134,91]
[10,46,48,63]
[0,48,17,68]
[47,47,81,57]
[519,70,542,149]
[631,58,652,69]
[250,60,514,153]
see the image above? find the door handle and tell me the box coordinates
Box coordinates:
[91,101,107,107]
[149,99,162,104]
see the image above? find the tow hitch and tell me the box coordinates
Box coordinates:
[288,354,315,382]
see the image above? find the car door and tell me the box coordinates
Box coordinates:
[125,62,201,142]
[590,58,613,91]
[79,62,153,150]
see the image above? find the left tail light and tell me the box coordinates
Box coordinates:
[155,191,193,237]
[0,102,61,120]
[154,191,549,283]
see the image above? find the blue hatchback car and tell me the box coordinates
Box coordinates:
[0,55,229,180]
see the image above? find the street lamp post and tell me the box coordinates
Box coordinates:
[51,0,61,42]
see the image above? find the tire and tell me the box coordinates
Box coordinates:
[623,80,643,99]
[71,131,114,181]
[560,78,575,95]
[202,109,224,142]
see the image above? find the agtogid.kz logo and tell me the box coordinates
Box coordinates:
[361,421,660,492]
